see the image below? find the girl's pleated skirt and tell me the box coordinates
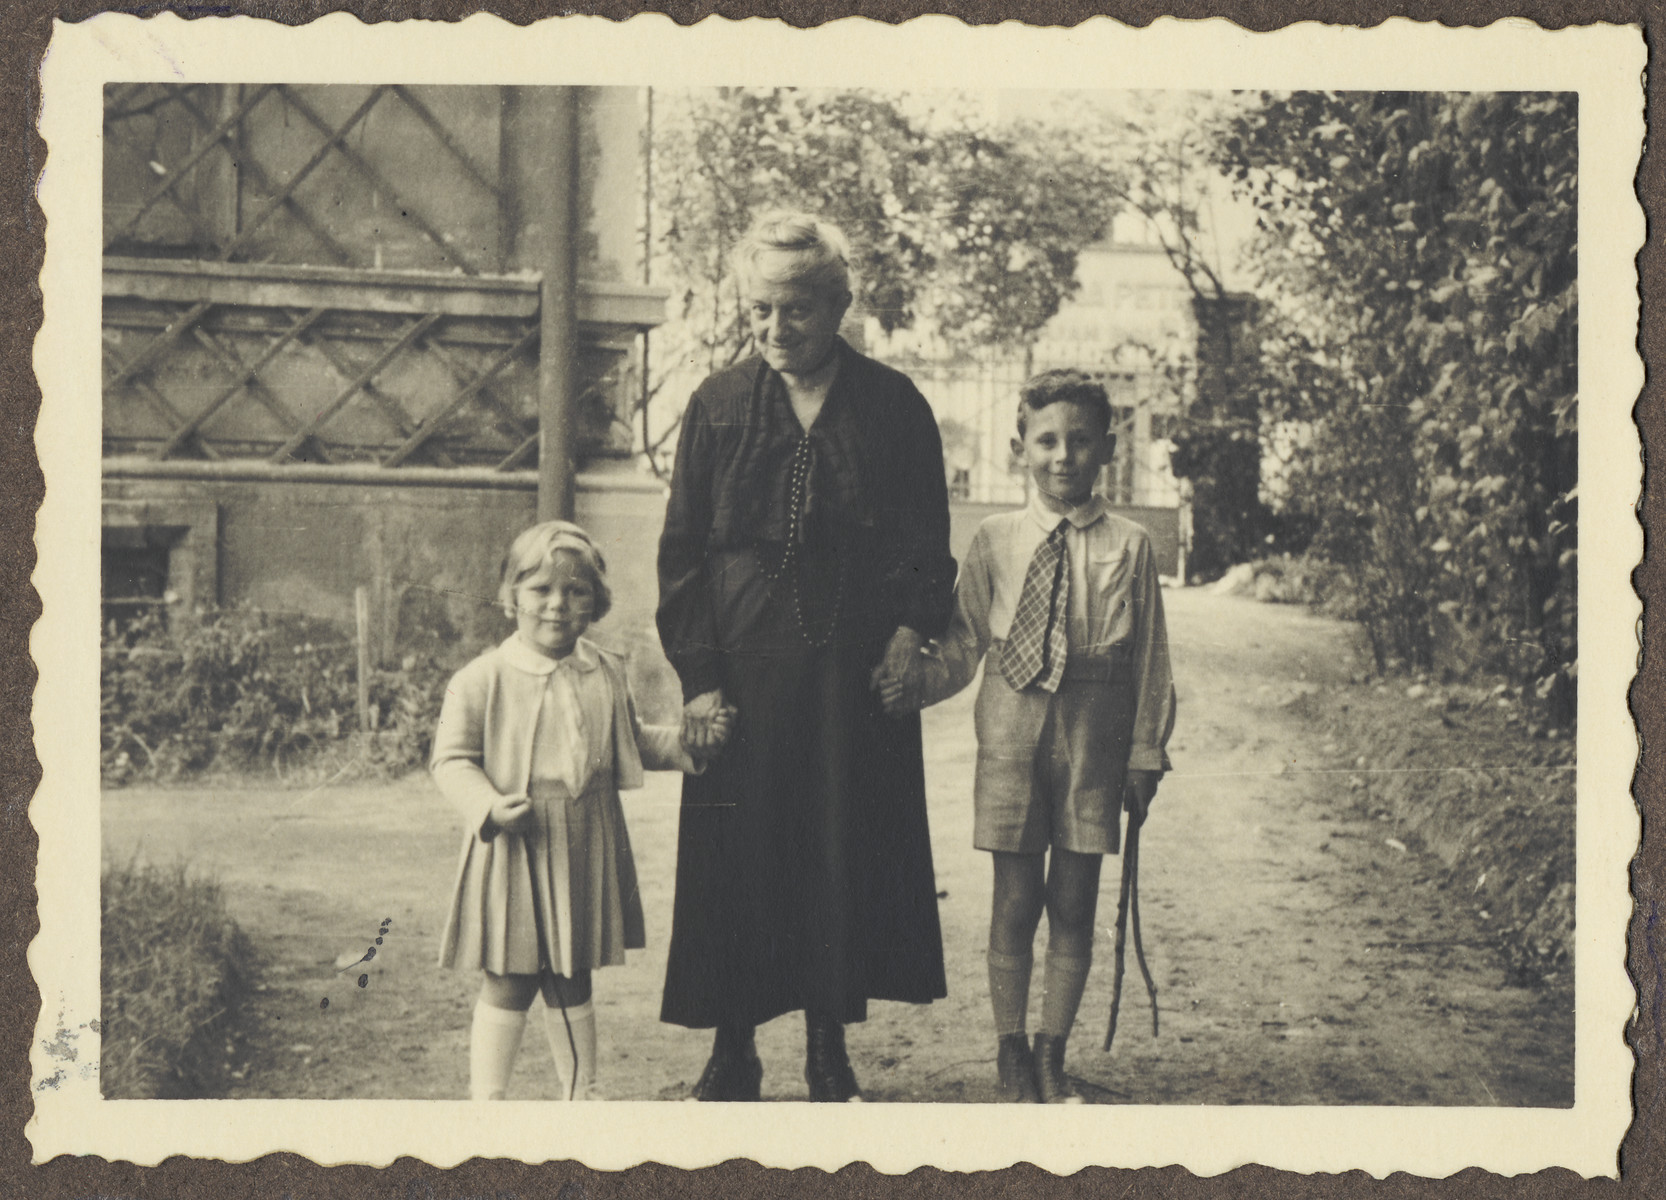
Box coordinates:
[439,777,645,978]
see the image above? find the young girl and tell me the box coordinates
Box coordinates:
[432,521,730,1101]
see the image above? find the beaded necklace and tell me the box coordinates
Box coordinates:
[756,424,847,650]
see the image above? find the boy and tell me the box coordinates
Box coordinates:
[879,369,1176,1103]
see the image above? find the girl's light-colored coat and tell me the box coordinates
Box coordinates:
[432,635,691,977]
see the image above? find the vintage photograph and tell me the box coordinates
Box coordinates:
[31,13,1641,1176]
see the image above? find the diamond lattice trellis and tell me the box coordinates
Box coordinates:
[102,84,645,467]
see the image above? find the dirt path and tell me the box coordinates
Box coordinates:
[102,588,1572,1104]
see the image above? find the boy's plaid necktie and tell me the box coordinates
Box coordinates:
[1000,519,1071,693]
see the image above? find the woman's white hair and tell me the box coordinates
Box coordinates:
[734,210,855,302]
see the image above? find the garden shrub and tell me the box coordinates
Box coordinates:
[101,861,256,1099]
[1220,92,1577,724]
[101,607,450,784]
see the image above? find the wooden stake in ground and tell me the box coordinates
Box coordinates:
[1104,812,1160,1051]
[354,585,372,733]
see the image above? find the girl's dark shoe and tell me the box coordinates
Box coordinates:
[995,1033,1041,1102]
[690,1027,762,1102]
[1032,1033,1084,1104]
[805,1011,862,1102]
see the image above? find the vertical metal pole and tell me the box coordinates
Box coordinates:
[225,85,244,243]
[642,87,654,287]
[537,88,580,522]
[497,86,512,274]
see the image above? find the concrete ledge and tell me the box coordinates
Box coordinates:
[104,256,668,332]
[102,457,669,495]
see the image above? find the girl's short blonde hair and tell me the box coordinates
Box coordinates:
[498,521,613,622]
[734,210,855,303]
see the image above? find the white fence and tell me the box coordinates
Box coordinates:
[895,349,1185,509]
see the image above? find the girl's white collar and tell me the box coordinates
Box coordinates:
[497,634,600,676]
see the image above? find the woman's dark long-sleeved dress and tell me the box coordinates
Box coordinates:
[656,339,957,1029]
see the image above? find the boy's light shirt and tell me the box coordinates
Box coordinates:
[924,491,1176,773]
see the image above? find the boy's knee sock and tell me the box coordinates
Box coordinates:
[469,1001,527,1100]
[1037,949,1093,1039]
[542,1000,598,1100]
[987,948,1034,1037]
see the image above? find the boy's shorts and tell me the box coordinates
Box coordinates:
[972,646,1138,855]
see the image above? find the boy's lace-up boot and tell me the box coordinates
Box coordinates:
[996,1033,1040,1102]
[1032,1033,1083,1104]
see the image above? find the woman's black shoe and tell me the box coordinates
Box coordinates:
[690,1029,762,1101]
[805,1012,862,1102]
[1032,1033,1083,1104]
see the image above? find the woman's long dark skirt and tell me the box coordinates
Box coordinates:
[659,636,948,1029]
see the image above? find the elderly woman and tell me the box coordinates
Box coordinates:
[656,212,956,1101]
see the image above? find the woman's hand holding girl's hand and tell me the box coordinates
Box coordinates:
[489,793,534,836]
[681,689,730,755]
[686,705,739,764]
[705,706,737,750]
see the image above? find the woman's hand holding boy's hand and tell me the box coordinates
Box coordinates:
[875,674,916,716]
[872,627,927,717]
[1123,770,1160,826]
[489,793,534,836]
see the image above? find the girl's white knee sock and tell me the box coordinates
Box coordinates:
[469,1001,528,1100]
[542,1000,598,1101]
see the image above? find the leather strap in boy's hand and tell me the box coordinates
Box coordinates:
[1123,770,1160,826]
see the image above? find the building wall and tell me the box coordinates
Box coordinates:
[102,472,690,720]
[1038,241,1196,355]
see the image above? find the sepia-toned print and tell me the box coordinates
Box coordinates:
[31,14,1641,1177]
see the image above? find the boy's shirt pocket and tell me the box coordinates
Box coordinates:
[1087,545,1135,640]
[1088,545,1130,577]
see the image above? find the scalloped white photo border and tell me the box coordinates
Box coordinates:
[30,12,1644,1176]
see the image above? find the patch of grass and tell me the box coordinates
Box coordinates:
[1291,677,1574,984]
[101,860,258,1098]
